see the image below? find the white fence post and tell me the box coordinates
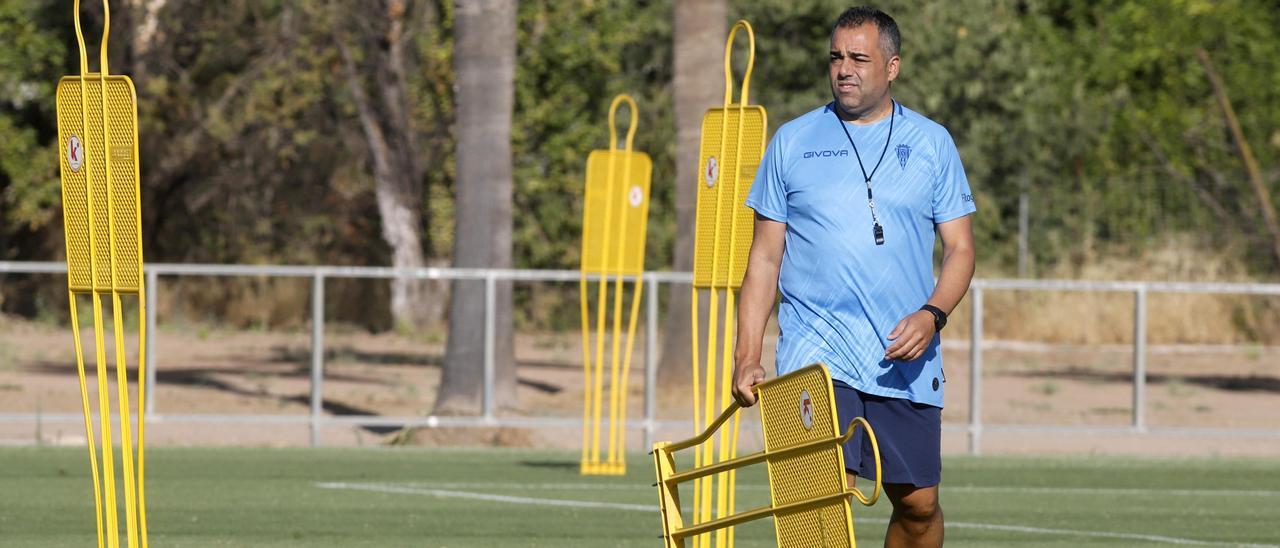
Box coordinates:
[644,276,659,450]
[969,286,984,455]
[144,268,158,417]
[1133,287,1148,431]
[310,272,325,447]
[483,273,496,422]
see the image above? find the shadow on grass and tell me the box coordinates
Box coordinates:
[270,345,444,368]
[28,361,403,435]
[518,460,579,470]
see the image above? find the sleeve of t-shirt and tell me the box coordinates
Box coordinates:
[932,131,977,223]
[745,131,788,223]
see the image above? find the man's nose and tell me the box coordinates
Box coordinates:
[837,59,854,78]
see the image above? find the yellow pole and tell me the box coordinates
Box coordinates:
[702,33,734,548]
[706,23,740,548]
[727,409,741,548]
[110,295,140,548]
[688,287,702,532]
[722,23,753,546]
[716,290,736,537]
[69,295,106,548]
[615,276,645,472]
[604,189,626,472]
[590,246,608,469]
[579,274,592,472]
[66,7,104,540]
[590,143,618,471]
[73,2,114,544]
[605,96,638,474]
[96,3,140,543]
[90,294,119,548]
[700,288,720,546]
[718,21,756,548]
[136,288,149,548]
[75,0,120,537]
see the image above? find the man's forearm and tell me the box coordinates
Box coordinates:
[735,267,778,367]
[731,217,787,406]
[927,244,975,316]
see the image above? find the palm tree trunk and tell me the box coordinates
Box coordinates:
[436,0,518,414]
[659,0,726,386]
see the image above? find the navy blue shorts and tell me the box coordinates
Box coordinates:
[832,380,941,488]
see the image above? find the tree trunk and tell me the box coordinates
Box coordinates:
[436,0,518,415]
[1196,48,1280,272]
[338,0,446,328]
[658,0,726,387]
[126,0,167,83]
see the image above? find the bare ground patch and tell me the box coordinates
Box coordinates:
[2,316,1278,455]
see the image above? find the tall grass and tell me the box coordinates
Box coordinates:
[948,238,1280,344]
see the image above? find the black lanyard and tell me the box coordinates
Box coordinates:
[835,101,895,245]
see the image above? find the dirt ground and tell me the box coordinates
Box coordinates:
[2,315,1278,456]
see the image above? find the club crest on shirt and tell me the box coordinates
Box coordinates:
[896,144,911,169]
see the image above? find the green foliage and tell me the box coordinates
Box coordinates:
[513,0,675,273]
[1051,0,1280,271]
[734,0,846,127]
[412,0,456,257]
[2,0,1279,326]
[0,0,64,247]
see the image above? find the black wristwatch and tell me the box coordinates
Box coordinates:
[920,304,947,332]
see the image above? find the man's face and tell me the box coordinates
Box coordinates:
[829,24,899,119]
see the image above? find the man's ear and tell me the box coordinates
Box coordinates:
[887,55,900,83]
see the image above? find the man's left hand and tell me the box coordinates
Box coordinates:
[885,310,937,361]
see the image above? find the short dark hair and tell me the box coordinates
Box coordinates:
[834,6,900,58]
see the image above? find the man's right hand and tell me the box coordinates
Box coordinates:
[732,363,767,407]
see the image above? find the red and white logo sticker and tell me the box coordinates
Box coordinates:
[67,135,83,173]
[799,389,814,430]
[704,156,718,187]
[628,185,643,208]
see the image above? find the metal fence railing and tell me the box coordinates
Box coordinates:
[3,261,1279,453]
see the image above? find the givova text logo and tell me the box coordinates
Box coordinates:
[802,149,849,159]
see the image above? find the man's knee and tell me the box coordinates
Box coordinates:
[886,483,941,523]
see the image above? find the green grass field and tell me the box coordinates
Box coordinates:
[1,446,1278,547]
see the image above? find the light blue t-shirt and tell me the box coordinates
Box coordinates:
[745,101,975,408]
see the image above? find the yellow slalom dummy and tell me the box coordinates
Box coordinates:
[685,20,767,548]
[579,94,653,475]
[654,364,882,547]
[54,1,149,546]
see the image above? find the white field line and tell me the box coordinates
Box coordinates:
[317,481,1279,547]
[948,485,1280,498]
[324,481,1280,498]
[316,482,652,512]
[939,521,1277,547]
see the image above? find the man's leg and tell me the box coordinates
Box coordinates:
[837,386,943,548]
[884,482,942,548]
[844,474,941,548]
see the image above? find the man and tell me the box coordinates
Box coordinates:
[731,6,975,548]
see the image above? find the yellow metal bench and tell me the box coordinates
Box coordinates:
[653,364,881,547]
